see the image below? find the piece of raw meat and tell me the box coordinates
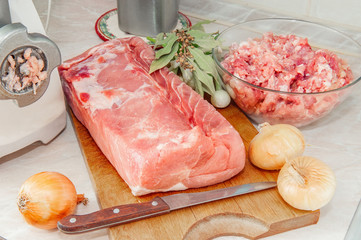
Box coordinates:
[58,37,245,196]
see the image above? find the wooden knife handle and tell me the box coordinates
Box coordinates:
[57,197,171,233]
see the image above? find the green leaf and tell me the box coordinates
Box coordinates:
[188,47,222,90]
[149,21,223,97]
[179,66,201,95]
[186,68,204,97]
[154,32,176,48]
[179,67,195,89]
[193,75,205,96]
[188,47,215,77]
[155,34,178,59]
[188,29,211,40]
[194,38,221,52]
[146,36,156,44]
[149,43,179,74]
[190,20,215,31]
[188,58,215,94]
[214,71,222,91]
[152,33,165,48]
[188,30,221,52]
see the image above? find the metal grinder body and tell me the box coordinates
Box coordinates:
[0,0,66,157]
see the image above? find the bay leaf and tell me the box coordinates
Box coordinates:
[188,29,211,40]
[190,69,205,97]
[188,47,215,76]
[190,20,215,31]
[188,47,222,90]
[188,58,215,94]
[154,32,176,48]
[188,30,220,52]
[193,38,221,52]
[149,43,179,74]
[146,36,156,44]
[155,33,178,59]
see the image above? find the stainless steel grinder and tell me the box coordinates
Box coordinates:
[117,0,180,37]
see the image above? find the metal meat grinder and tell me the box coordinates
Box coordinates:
[0,0,66,157]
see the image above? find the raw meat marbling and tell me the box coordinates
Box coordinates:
[58,37,245,196]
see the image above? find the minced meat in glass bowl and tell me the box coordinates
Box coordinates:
[212,18,361,127]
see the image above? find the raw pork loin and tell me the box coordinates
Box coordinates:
[58,37,245,196]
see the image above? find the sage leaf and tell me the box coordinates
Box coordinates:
[155,33,178,59]
[149,43,179,74]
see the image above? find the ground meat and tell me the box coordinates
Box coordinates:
[221,32,353,127]
[2,48,47,94]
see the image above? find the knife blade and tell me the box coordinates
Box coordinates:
[57,181,277,233]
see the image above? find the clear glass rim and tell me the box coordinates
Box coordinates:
[212,17,361,95]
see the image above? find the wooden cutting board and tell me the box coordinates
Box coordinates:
[70,102,320,240]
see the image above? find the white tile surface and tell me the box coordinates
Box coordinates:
[228,0,311,19]
[0,0,360,240]
[309,0,361,31]
[225,0,361,31]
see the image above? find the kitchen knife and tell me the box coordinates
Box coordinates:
[58,181,277,233]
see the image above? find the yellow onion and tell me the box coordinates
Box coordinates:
[277,156,336,211]
[249,122,305,170]
[17,171,86,229]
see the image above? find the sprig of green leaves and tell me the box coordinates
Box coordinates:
[148,20,222,97]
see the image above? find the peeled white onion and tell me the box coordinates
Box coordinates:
[277,156,336,211]
[249,122,305,170]
[211,89,231,108]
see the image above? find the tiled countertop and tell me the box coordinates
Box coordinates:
[0,0,360,239]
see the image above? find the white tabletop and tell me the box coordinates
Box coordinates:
[0,0,360,239]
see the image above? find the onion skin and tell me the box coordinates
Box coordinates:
[249,122,305,170]
[17,172,78,229]
[277,156,336,211]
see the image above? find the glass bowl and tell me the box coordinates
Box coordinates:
[212,18,361,127]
